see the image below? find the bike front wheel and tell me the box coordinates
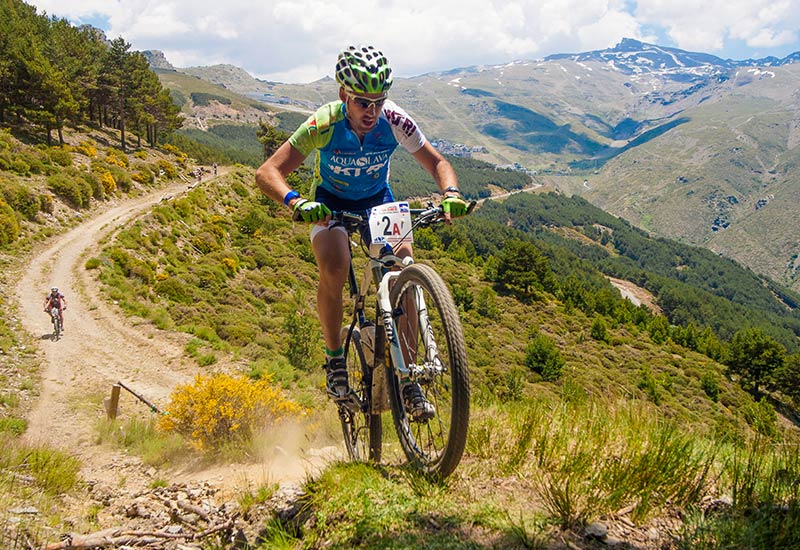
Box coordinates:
[340,326,382,462]
[386,264,469,477]
[51,310,61,340]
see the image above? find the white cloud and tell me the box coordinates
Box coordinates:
[636,0,800,53]
[25,0,800,83]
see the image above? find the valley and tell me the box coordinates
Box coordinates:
[156,38,800,293]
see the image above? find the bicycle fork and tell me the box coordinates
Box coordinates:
[376,268,443,384]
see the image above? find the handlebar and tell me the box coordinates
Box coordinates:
[330,200,477,232]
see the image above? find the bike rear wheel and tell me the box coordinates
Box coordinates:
[387,264,469,477]
[340,326,382,462]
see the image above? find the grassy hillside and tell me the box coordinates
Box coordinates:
[1,121,799,547]
[83,163,800,547]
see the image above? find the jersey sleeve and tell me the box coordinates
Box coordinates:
[288,101,343,157]
[382,100,426,154]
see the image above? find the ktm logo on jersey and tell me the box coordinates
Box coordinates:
[384,109,416,137]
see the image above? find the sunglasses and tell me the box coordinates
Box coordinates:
[346,92,387,110]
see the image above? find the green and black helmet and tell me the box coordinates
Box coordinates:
[335,45,393,95]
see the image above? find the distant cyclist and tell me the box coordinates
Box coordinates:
[43,287,67,332]
[255,45,468,421]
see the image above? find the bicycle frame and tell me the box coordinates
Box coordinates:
[335,200,474,475]
[349,247,413,376]
[344,213,433,379]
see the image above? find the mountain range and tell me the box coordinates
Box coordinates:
[147,38,800,294]
[546,37,800,77]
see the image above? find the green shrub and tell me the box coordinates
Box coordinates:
[27,156,46,174]
[0,199,20,245]
[474,287,500,320]
[0,417,27,435]
[48,147,73,166]
[47,172,93,208]
[637,366,662,404]
[85,257,101,270]
[700,371,720,402]
[102,163,132,192]
[525,332,565,381]
[39,193,53,213]
[216,317,257,347]
[128,260,155,284]
[591,315,610,343]
[14,446,81,495]
[9,157,30,175]
[1,181,39,220]
[648,315,670,344]
[75,170,103,200]
[236,207,272,235]
[284,305,316,370]
[241,244,273,268]
[230,180,250,197]
[155,276,194,303]
[132,165,155,185]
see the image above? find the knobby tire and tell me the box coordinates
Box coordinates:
[386,264,469,477]
[341,327,382,462]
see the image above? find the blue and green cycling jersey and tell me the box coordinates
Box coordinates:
[288,99,426,201]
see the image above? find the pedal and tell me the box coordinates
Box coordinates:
[336,392,362,414]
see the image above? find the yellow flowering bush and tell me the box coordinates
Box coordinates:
[75,140,97,158]
[133,150,147,159]
[100,171,116,194]
[221,257,238,274]
[132,168,154,184]
[106,150,128,168]
[158,373,304,451]
[156,159,177,178]
[162,143,182,156]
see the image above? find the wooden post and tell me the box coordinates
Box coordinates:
[105,384,121,419]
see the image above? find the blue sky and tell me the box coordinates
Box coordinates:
[27,0,800,83]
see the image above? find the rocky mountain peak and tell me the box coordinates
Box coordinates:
[142,50,175,71]
[544,37,799,80]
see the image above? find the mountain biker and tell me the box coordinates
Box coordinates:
[255,45,469,421]
[43,287,67,332]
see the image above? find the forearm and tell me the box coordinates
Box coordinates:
[255,163,292,204]
[412,142,460,194]
[432,159,459,193]
[254,141,307,209]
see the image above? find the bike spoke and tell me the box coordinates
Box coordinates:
[388,264,469,477]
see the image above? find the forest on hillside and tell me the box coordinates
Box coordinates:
[0,0,182,147]
[474,193,800,351]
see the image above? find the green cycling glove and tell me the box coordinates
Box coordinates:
[292,198,331,223]
[442,196,468,218]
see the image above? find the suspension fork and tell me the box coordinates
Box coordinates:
[381,271,442,381]
[413,285,440,364]
[374,263,410,377]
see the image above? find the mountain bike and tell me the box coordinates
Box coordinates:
[49,306,61,340]
[335,200,473,477]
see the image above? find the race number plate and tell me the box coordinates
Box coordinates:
[369,201,413,245]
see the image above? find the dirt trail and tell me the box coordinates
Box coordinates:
[14,181,197,477]
[12,172,334,494]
